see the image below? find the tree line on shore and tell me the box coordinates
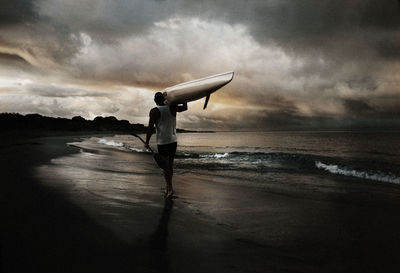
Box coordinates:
[0,113,146,132]
[0,113,198,133]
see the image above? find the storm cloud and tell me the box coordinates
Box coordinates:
[0,0,399,130]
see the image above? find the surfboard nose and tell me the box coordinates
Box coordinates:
[209,71,234,94]
[220,71,234,84]
[162,71,234,106]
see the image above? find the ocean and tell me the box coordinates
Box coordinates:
[65,131,400,186]
[34,131,400,209]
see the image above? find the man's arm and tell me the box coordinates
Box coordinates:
[145,108,159,148]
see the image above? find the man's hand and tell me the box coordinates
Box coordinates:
[176,102,188,113]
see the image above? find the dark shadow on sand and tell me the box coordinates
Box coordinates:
[147,198,174,273]
[0,136,139,273]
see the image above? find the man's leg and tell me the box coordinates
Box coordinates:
[163,163,173,196]
[159,142,176,198]
[160,155,171,195]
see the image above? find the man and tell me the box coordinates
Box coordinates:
[145,92,187,198]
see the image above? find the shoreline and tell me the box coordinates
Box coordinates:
[2,134,400,272]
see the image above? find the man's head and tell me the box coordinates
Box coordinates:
[154,92,165,106]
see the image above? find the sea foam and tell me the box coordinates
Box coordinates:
[98,139,123,147]
[315,161,400,185]
[129,147,145,153]
[200,152,229,159]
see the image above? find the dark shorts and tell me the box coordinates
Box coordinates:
[157,142,177,158]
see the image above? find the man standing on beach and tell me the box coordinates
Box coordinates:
[145,92,187,198]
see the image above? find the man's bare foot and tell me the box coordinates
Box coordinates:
[165,190,175,199]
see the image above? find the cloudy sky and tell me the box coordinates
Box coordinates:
[0,0,399,130]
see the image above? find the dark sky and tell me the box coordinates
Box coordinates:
[0,0,399,130]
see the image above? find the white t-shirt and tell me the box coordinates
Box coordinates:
[155,105,177,145]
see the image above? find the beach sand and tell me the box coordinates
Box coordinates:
[1,134,400,273]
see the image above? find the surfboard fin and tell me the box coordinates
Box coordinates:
[203,94,210,109]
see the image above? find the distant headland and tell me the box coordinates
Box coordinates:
[0,113,203,134]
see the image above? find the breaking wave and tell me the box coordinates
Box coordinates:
[315,161,400,185]
[199,152,229,159]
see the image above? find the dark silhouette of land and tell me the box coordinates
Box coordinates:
[0,113,201,134]
[0,113,146,133]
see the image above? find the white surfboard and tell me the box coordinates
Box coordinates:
[162,71,234,109]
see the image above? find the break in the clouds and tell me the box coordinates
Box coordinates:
[0,0,399,130]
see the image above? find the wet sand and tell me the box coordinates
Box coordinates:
[1,134,400,273]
